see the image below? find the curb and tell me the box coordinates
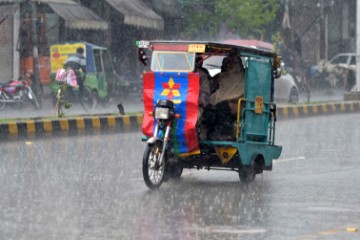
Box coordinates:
[0,115,143,140]
[0,101,359,139]
[276,101,360,120]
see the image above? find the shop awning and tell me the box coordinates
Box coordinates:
[0,0,75,3]
[151,0,183,18]
[106,0,164,30]
[47,2,108,30]
[0,0,108,30]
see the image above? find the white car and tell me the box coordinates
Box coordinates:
[205,56,299,104]
[274,72,299,103]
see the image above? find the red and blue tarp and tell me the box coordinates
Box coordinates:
[142,72,200,155]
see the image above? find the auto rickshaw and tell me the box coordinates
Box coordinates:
[137,40,283,190]
[50,42,130,111]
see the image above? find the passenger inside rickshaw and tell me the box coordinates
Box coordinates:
[198,51,246,141]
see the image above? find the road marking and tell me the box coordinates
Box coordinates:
[307,206,360,213]
[347,227,358,232]
[208,228,266,234]
[274,156,305,163]
[185,226,266,234]
[297,224,360,239]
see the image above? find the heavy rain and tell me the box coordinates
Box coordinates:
[0,0,359,239]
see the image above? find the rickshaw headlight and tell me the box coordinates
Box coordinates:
[155,107,170,119]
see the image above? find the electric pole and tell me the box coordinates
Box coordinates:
[357,0,360,92]
[345,0,360,100]
[31,0,42,101]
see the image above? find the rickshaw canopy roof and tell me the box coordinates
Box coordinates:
[137,40,277,59]
[50,41,109,73]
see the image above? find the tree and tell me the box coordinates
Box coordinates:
[179,0,279,40]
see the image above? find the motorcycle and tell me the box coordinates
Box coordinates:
[142,99,183,189]
[0,79,40,110]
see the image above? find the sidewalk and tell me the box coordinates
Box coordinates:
[297,87,345,104]
[0,85,359,139]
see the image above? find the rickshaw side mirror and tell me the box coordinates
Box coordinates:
[274,67,282,79]
[138,48,147,66]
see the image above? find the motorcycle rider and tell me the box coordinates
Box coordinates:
[64,47,87,97]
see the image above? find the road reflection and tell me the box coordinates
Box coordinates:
[2,114,360,240]
[134,178,271,240]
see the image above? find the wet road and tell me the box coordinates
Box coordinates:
[1,114,360,239]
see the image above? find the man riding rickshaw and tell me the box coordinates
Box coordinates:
[50,42,130,114]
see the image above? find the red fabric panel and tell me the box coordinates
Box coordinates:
[184,72,200,152]
[142,72,155,137]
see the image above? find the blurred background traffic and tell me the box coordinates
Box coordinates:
[0,0,356,114]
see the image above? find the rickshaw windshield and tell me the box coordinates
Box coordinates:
[151,51,195,72]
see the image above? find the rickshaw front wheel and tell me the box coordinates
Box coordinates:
[143,143,166,190]
[80,87,97,112]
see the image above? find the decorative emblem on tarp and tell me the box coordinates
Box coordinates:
[142,72,200,154]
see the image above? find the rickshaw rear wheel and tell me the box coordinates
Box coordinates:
[166,163,183,179]
[238,166,256,183]
[143,143,166,190]
[171,164,183,178]
[80,87,97,112]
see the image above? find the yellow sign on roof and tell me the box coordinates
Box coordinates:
[188,44,206,53]
[50,43,86,73]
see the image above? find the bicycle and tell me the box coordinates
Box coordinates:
[54,68,97,117]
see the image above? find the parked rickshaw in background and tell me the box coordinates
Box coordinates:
[137,40,283,189]
[50,42,130,113]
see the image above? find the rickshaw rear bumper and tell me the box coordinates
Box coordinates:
[200,140,282,167]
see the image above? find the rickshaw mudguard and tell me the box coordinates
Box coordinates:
[200,141,282,167]
[146,136,163,146]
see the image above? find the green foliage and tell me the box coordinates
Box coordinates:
[56,83,72,118]
[181,0,279,40]
[64,102,72,109]
[271,32,284,54]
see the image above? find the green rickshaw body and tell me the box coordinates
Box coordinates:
[199,54,283,169]
[139,40,283,181]
[50,42,124,99]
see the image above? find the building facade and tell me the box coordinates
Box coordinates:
[0,0,108,83]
